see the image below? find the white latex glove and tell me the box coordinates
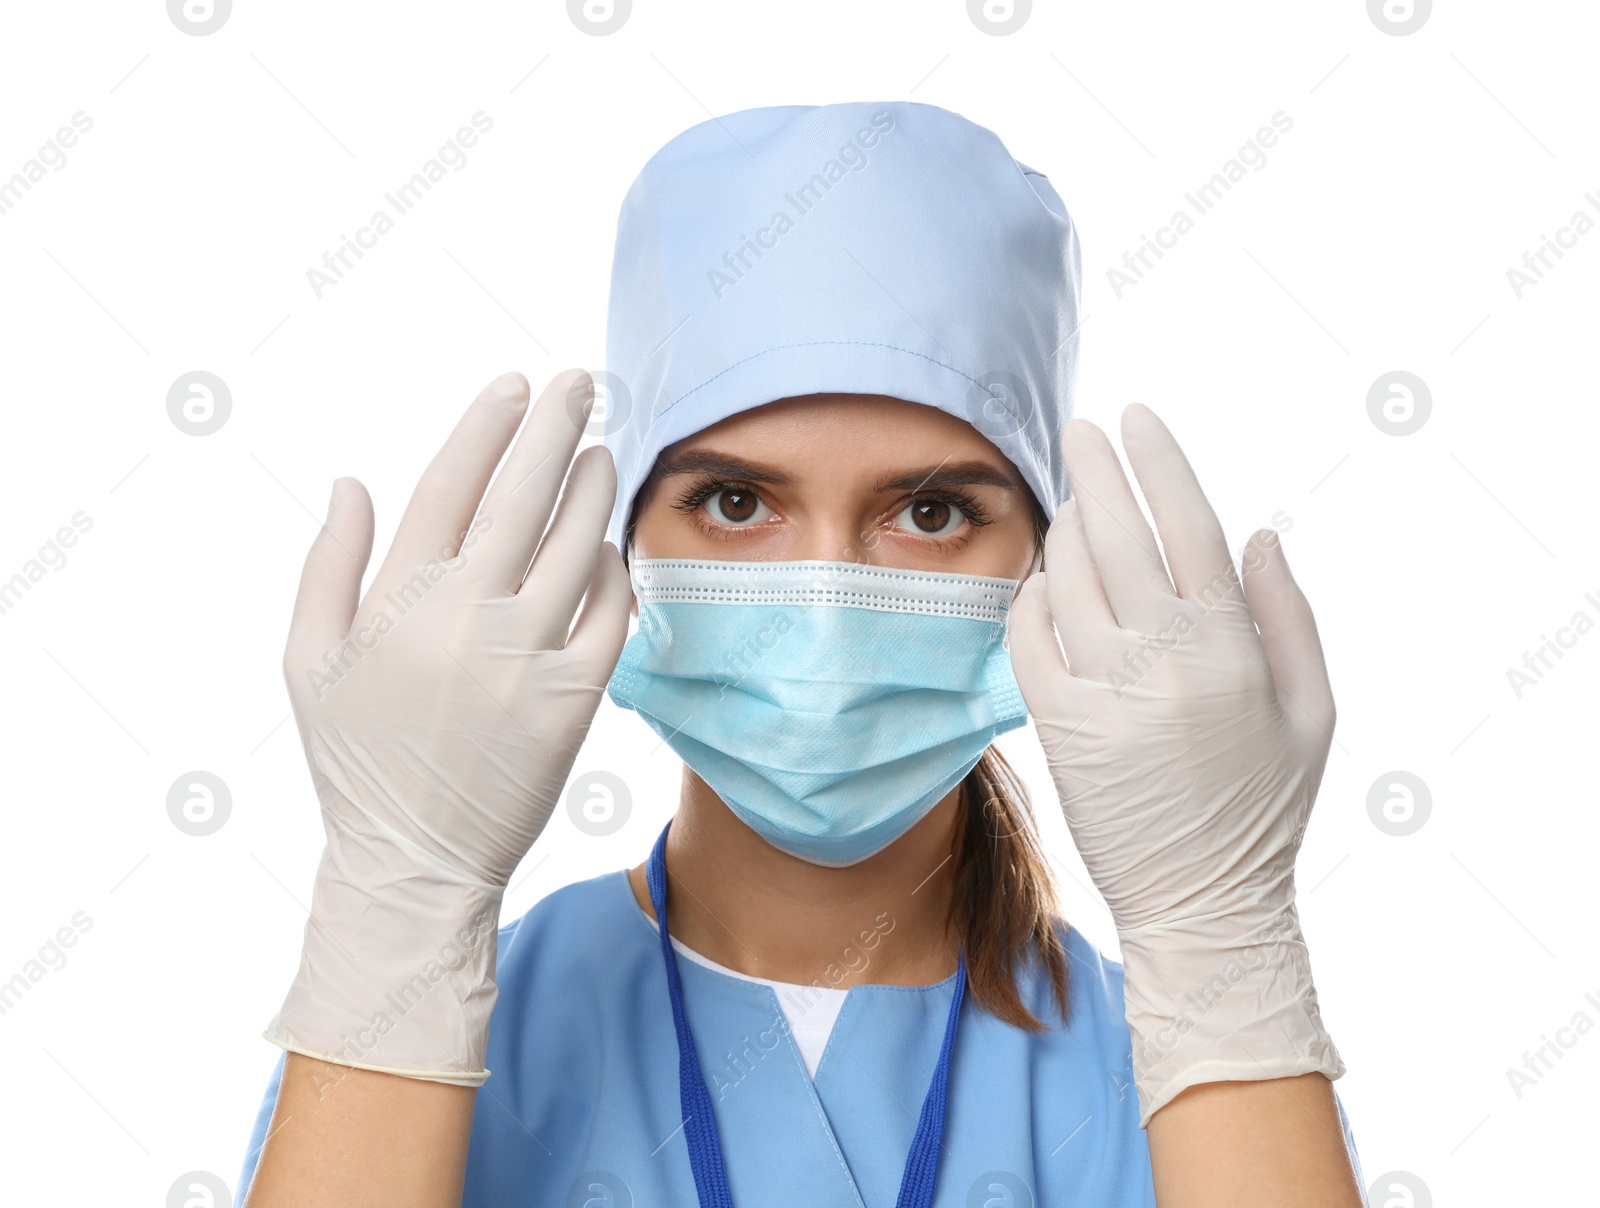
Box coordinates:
[1007,405,1345,1127]
[264,369,632,1084]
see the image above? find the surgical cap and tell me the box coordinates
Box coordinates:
[600,99,1082,550]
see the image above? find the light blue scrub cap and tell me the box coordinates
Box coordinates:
[601,99,1082,550]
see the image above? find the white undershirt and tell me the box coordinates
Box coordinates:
[641,912,848,1078]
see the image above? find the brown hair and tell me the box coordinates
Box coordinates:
[624,476,1071,1032]
[947,493,1069,1031]
[951,745,1071,1031]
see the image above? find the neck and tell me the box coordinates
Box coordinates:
[627,767,962,988]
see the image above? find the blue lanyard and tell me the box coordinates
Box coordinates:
[646,819,966,1208]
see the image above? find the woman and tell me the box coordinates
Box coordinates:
[237,101,1366,1206]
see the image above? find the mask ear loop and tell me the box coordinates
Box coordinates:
[1029,486,1071,577]
[622,540,642,618]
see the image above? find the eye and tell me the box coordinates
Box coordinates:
[702,486,773,527]
[893,496,966,538]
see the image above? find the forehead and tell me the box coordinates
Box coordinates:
[663,393,1020,476]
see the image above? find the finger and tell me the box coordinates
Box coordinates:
[1060,417,1176,632]
[1119,404,1236,605]
[1041,499,1120,673]
[470,368,596,593]
[1007,573,1110,776]
[563,541,634,672]
[368,371,531,598]
[283,477,374,690]
[1238,529,1336,748]
[518,444,618,649]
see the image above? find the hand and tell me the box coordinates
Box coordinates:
[264,369,633,1084]
[1006,404,1344,1127]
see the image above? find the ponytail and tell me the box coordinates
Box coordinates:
[949,747,1071,1031]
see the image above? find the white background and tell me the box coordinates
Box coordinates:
[1,1,1594,1204]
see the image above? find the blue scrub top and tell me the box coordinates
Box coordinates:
[236,868,1367,1206]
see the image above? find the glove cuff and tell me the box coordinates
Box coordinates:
[262,820,505,1084]
[1118,901,1346,1128]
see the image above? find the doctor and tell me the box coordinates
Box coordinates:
[238,101,1366,1206]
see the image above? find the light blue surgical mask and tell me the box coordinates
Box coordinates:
[605,557,1030,866]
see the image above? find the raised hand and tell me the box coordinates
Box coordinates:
[267,369,633,1083]
[1006,404,1344,1127]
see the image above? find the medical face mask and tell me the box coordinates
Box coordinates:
[605,557,1030,866]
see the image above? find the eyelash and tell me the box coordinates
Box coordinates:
[668,478,730,522]
[670,476,995,550]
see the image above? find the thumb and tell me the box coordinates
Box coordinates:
[1238,529,1335,748]
[1007,570,1078,722]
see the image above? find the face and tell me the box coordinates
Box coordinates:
[628,393,1042,580]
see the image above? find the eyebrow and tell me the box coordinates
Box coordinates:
[656,449,793,486]
[655,449,1022,494]
[876,461,1022,494]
